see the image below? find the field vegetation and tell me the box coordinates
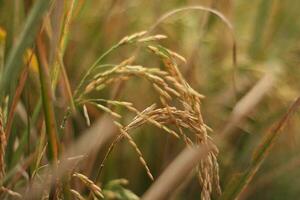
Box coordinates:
[0,0,299,199]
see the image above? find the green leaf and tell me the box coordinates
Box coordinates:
[103,179,140,200]
[0,0,51,98]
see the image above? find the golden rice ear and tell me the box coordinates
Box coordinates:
[73,172,104,199]
[82,104,90,127]
[73,30,220,199]
[70,189,85,200]
[165,49,186,63]
[118,30,147,45]
[138,34,167,42]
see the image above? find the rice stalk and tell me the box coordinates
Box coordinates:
[51,0,78,112]
[37,36,59,163]
[21,115,117,200]
[147,5,238,99]
[221,97,300,200]
[0,0,51,98]
[74,32,167,99]
[83,100,154,181]
[4,48,33,140]
[78,43,220,199]
[73,172,104,199]
[0,109,6,180]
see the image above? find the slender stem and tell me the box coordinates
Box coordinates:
[221,97,300,200]
[37,36,59,163]
[74,44,120,99]
[0,0,51,99]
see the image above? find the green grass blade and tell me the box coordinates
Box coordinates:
[11,100,42,167]
[37,37,59,163]
[53,0,78,112]
[0,0,51,98]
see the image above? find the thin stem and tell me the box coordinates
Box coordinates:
[37,36,59,163]
[74,44,120,99]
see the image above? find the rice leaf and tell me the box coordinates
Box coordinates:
[0,0,51,98]
[221,97,300,200]
[36,36,59,163]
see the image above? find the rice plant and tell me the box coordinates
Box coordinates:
[0,0,299,200]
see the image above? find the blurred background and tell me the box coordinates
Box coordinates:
[0,0,300,199]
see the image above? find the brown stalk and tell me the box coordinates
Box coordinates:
[37,35,59,163]
[5,48,33,139]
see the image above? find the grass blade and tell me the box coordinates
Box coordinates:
[4,49,32,139]
[37,35,60,199]
[54,0,78,112]
[22,115,116,199]
[221,97,300,200]
[36,36,59,163]
[0,0,51,98]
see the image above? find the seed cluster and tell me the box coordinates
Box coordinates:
[75,31,221,200]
